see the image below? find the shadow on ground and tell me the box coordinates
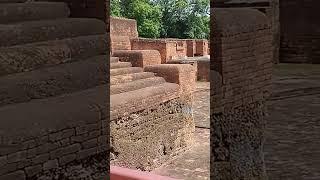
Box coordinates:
[265,63,320,180]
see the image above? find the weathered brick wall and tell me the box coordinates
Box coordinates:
[195,39,209,56]
[131,38,167,63]
[0,86,107,179]
[211,7,272,180]
[280,0,320,64]
[172,39,187,59]
[131,38,191,63]
[46,0,106,20]
[186,40,196,57]
[0,121,107,178]
[197,60,210,81]
[111,36,131,52]
[110,17,138,39]
[113,50,161,67]
[109,17,209,62]
[0,2,109,178]
[215,0,280,64]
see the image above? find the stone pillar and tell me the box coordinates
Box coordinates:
[211,8,272,180]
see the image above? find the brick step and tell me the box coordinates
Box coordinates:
[110,83,180,119]
[110,67,143,76]
[111,57,119,63]
[110,77,166,95]
[110,72,155,85]
[110,62,132,69]
[0,55,107,107]
[0,34,107,76]
[0,85,107,143]
[0,2,70,24]
[0,18,106,47]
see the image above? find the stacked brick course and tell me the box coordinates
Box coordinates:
[211,7,273,179]
[215,0,280,64]
[0,1,107,179]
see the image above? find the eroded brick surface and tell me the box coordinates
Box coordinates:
[0,1,108,179]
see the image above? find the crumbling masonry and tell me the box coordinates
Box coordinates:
[0,0,107,179]
[211,6,273,180]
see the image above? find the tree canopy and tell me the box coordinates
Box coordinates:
[110,0,209,39]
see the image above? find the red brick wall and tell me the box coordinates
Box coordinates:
[110,17,138,38]
[111,36,131,52]
[195,39,209,56]
[131,38,189,63]
[173,40,187,58]
[113,50,161,67]
[131,39,167,63]
[186,40,196,57]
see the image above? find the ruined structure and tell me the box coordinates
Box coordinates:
[211,6,273,180]
[110,17,197,171]
[110,17,209,62]
[110,17,210,81]
[0,1,108,179]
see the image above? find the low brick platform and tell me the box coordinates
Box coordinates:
[166,56,210,81]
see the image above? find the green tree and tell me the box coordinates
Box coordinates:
[117,0,162,38]
[110,0,209,39]
[110,0,122,17]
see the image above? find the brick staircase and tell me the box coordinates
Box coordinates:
[110,56,195,171]
[0,1,107,179]
[110,57,174,95]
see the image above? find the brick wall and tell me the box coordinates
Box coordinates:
[109,17,209,63]
[131,38,167,63]
[211,7,272,180]
[280,0,320,63]
[110,17,138,39]
[195,39,209,56]
[0,86,107,179]
[186,40,196,57]
[131,38,190,63]
[111,36,131,52]
[215,0,280,64]
[46,0,106,20]
[0,121,107,178]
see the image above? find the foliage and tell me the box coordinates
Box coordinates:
[110,0,209,39]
